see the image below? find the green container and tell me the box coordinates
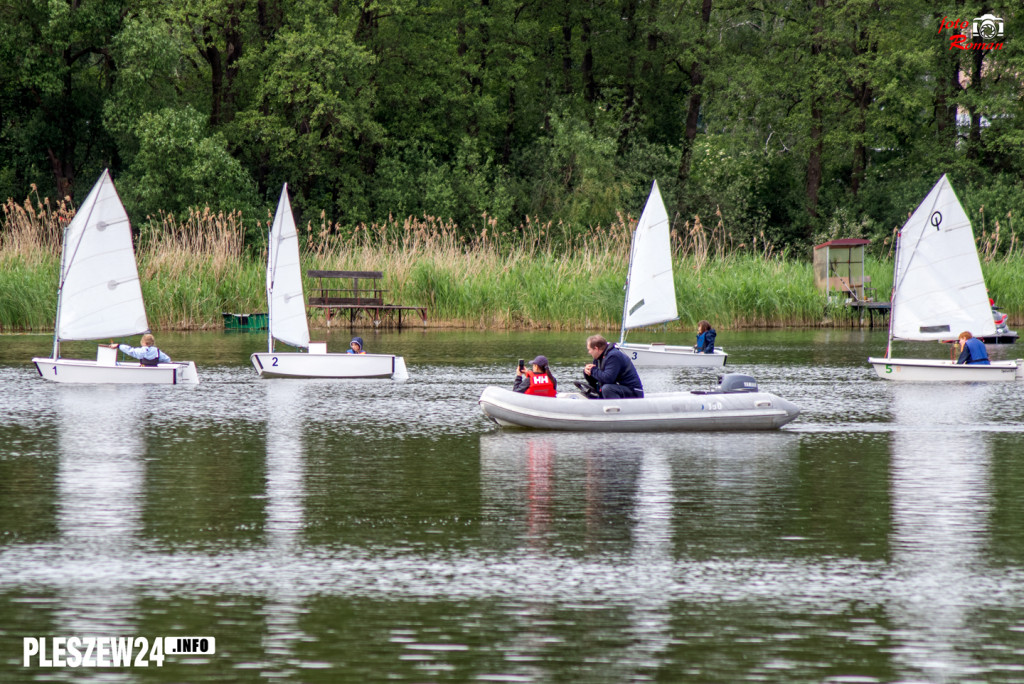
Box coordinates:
[222,312,268,331]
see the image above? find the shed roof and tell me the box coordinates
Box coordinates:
[814,238,871,250]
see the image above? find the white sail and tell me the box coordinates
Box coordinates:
[891,175,995,341]
[622,180,679,331]
[56,170,148,341]
[267,185,310,349]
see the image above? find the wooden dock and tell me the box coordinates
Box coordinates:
[307,270,427,328]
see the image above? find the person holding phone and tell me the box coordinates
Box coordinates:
[513,355,558,397]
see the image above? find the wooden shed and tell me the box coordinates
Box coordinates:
[814,238,872,302]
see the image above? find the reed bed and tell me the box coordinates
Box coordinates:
[4,192,1024,332]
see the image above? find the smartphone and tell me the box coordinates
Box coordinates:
[518,359,525,371]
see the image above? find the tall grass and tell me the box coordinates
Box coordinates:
[3,191,1024,332]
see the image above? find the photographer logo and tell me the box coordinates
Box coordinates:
[938,14,1006,51]
[973,14,1004,41]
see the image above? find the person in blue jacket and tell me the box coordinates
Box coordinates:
[581,334,644,399]
[108,334,171,366]
[347,337,366,354]
[695,320,717,353]
[956,331,990,365]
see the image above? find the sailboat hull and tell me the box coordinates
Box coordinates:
[618,342,727,367]
[868,356,1023,382]
[251,352,408,380]
[32,358,200,384]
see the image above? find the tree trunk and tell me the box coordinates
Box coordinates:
[561,15,572,94]
[676,0,712,197]
[966,49,984,161]
[849,21,874,198]
[222,2,243,125]
[203,32,224,127]
[805,0,825,230]
[581,15,595,103]
[619,0,638,139]
[49,55,77,200]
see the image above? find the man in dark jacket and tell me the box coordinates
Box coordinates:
[582,335,644,398]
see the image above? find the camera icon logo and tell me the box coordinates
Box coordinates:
[973,14,1004,41]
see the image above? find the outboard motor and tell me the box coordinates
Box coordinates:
[717,373,758,393]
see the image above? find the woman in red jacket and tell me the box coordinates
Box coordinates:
[512,355,558,397]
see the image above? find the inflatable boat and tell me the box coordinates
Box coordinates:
[479,374,800,432]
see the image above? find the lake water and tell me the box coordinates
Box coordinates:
[2,328,1024,682]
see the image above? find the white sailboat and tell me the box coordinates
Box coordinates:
[868,175,1023,381]
[31,170,199,384]
[250,185,409,379]
[617,180,727,367]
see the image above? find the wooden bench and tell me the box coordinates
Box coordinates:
[307,270,427,328]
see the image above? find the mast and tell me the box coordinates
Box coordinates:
[619,225,640,345]
[885,230,900,359]
[267,220,275,355]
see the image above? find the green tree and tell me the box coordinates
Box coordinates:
[0,0,126,201]
[119,106,258,219]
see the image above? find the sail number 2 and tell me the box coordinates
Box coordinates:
[272,357,279,366]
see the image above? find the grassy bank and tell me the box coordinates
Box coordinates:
[3,196,1022,333]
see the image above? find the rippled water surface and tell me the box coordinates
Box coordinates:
[3,328,1024,682]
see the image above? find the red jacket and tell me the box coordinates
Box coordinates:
[523,371,557,397]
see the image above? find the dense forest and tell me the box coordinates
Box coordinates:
[1,0,1021,253]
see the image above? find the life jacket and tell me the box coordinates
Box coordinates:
[963,337,990,364]
[139,349,161,367]
[524,371,557,397]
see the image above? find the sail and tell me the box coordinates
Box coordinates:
[891,174,995,341]
[267,185,310,349]
[56,170,148,341]
[622,180,679,331]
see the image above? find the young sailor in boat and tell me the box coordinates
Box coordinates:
[956,331,990,365]
[108,334,171,366]
[347,337,366,354]
[513,355,558,397]
[695,320,717,353]
[582,335,644,399]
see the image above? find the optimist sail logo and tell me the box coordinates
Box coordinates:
[23,636,216,668]
[938,14,1006,51]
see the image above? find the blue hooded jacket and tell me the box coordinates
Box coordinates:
[696,328,717,353]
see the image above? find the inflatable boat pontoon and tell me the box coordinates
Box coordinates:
[479,374,800,432]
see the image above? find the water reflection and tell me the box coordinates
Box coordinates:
[55,386,145,675]
[478,434,678,679]
[264,382,307,552]
[888,383,994,682]
[623,449,673,675]
[262,381,311,676]
[57,386,145,545]
[5,330,1024,681]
